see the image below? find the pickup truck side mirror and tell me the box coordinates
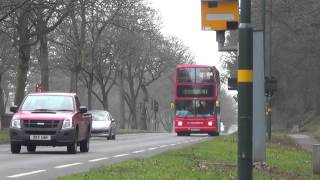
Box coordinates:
[10,105,18,113]
[79,106,88,113]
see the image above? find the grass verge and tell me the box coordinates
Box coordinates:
[57,133,320,180]
[0,129,9,143]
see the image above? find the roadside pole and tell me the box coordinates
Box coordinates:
[266,96,272,140]
[238,0,253,179]
[253,31,266,162]
[262,0,272,142]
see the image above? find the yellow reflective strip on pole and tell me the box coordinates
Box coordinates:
[238,70,253,83]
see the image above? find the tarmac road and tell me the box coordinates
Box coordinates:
[0,133,209,180]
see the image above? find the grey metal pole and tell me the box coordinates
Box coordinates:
[313,144,320,174]
[253,31,266,162]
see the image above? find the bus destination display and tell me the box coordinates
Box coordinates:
[177,85,214,97]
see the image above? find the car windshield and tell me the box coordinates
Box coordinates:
[90,111,109,121]
[21,95,74,111]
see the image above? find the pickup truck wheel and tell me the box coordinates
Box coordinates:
[67,131,78,154]
[27,145,36,152]
[11,144,21,154]
[80,133,90,152]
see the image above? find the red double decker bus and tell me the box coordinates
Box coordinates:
[174,65,220,136]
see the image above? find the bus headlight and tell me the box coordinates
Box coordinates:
[208,121,213,126]
[178,121,183,126]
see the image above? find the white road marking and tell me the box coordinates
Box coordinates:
[159,145,168,148]
[132,150,146,154]
[112,153,129,158]
[148,147,158,150]
[54,163,82,169]
[7,170,46,178]
[169,143,176,146]
[89,157,109,162]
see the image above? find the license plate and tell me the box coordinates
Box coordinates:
[30,135,51,141]
[190,128,200,132]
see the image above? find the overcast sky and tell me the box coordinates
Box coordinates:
[148,0,221,70]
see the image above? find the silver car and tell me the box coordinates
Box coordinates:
[89,110,116,140]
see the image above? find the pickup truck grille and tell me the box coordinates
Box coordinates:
[25,131,56,135]
[23,120,60,128]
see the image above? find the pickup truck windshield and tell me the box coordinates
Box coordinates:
[21,95,74,111]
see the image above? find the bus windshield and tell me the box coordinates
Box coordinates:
[177,67,214,83]
[175,100,215,118]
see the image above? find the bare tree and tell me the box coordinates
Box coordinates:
[30,0,73,91]
[0,34,17,117]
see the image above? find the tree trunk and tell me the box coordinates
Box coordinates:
[119,70,126,128]
[14,10,30,106]
[69,1,86,94]
[69,64,80,93]
[38,32,49,91]
[87,70,93,110]
[0,74,5,117]
[127,72,138,129]
[102,92,109,110]
[140,84,149,130]
[130,100,138,129]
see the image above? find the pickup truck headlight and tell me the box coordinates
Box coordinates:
[11,119,21,129]
[62,118,72,129]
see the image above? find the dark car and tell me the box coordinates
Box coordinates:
[89,110,116,140]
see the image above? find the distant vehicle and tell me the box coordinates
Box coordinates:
[174,65,221,136]
[9,92,92,154]
[220,122,225,132]
[89,110,116,140]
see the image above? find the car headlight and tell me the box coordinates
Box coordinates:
[208,121,213,126]
[62,118,72,129]
[11,119,21,128]
[178,121,183,126]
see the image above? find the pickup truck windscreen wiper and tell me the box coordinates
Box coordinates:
[32,109,52,111]
[55,109,73,111]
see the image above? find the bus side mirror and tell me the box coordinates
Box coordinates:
[170,102,175,110]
